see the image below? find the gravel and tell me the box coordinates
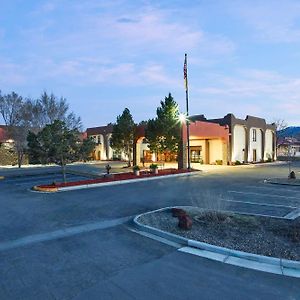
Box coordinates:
[138,207,300,261]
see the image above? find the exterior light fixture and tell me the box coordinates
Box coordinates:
[179,113,186,123]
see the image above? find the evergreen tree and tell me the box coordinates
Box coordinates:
[110,108,135,166]
[145,93,180,156]
[27,120,95,182]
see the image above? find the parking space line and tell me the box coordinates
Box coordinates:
[228,190,300,200]
[243,185,300,193]
[221,198,297,209]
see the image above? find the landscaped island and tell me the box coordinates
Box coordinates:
[33,168,196,192]
[138,207,300,261]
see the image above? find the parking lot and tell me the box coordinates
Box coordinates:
[0,162,299,299]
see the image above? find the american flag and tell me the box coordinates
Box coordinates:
[183,53,188,91]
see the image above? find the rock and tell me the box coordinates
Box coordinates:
[178,214,193,230]
[289,171,296,179]
[171,208,186,218]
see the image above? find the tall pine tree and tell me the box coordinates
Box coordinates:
[145,93,180,157]
[110,108,135,166]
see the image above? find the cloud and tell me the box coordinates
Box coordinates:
[116,17,138,23]
[0,60,26,86]
[192,68,300,123]
[230,0,300,43]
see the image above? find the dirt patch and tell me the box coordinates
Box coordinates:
[138,208,300,261]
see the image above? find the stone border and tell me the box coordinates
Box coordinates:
[264,178,300,186]
[133,206,300,278]
[32,171,202,193]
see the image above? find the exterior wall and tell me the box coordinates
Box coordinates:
[264,129,274,160]
[232,125,246,162]
[90,134,105,160]
[207,114,276,163]
[181,120,229,166]
[182,121,229,142]
[190,139,207,163]
[209,139,224,163]
[140,142,149,158]
[248,127,263,162]
[106,133,113,159]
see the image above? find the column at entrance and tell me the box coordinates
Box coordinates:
[205,139,209,164]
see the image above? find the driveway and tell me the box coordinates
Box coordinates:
[0,162,299,299]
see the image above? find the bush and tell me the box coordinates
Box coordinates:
[215,160,223,165]
[132,165,140,171]
[149,163,158,169]
[235,160,242,165]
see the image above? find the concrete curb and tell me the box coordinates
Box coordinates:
[265,178,300,186]
[133,206,300,278]
[34,171,202,193]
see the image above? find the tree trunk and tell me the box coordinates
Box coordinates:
[17,150,23,168]
[62,164,67,183]
[127,146,131,167]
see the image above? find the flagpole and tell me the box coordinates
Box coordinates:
[184,53,191,170]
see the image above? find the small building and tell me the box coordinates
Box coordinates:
[277,137,300,157]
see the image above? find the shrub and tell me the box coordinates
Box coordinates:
[215,160,223,165]
[105,164,112,174]
[235,160,242,165]
[149,163,158,169]
[132,165,140,171]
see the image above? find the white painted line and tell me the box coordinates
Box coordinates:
[221,198,298,209]
[244,185,300,193]
[228,190,300,200]
[0,216,132,252]
[284,209,300,219]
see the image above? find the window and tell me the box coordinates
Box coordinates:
[252,129,257,142]
[97,135,101,144]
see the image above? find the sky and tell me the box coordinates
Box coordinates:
[0,0,300,128]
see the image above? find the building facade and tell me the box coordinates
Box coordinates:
[207,114,276,163]
[87,113,276,166]
[277,137,300,157]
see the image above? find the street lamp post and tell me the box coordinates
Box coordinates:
[184,53,191,170]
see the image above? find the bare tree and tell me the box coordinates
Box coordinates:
[273,119,288,153]
[0,90,82,167]
[0,91,23,126]
[37,92,82,130]
[0,91,27,167]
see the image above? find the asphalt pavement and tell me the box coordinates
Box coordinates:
[0,162,300,299]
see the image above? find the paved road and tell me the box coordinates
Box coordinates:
[0,162,300,299]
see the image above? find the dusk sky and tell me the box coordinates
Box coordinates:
[1,0,300,128]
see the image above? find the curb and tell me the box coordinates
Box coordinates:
[32,185,58,193]
[34,171,202,193]
[264,178,300,186]
[133,206,300,277]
